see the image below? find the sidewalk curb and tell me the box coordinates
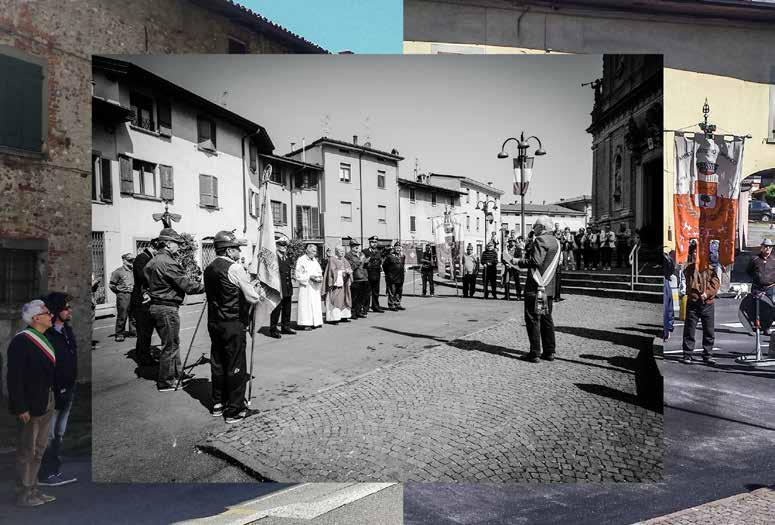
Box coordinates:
[630,487,775,524]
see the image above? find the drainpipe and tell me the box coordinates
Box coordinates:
[359,150,364,246]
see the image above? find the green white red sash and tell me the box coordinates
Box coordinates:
[20,328,56,365]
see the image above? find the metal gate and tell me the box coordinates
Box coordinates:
[136,239,152,253]
[201,241,215,269]
[91,231,106,305]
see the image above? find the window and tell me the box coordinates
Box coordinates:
[410,216,416,232]
[197,115,216,151]
[377,170,386,189]
[378,205,387,223]
[409,188,416,203]
[476,217,480,231]
[199,174,219,208]
[449,195,455,206]
[466,188,470,204]
[91,232,106,305]
[294,170,318,189]
[339,163,351,182]
[130,92,155,132]
[228,37,247,54]
[296,206,320,239]
[130,159,158,197]
[0,239,47,308]
[555,222,560,230]
[249,142,258,173]
[0,49,46,154]
[431,192,437,206]
[271,200,287,226]
[248,189,258,217]
[340,201,353,221]
[92,153,112,203]
[270,164,285,186]
[466,216,470,231]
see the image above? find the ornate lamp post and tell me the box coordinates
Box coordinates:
[497,131,546,239]
[475,198,498,254]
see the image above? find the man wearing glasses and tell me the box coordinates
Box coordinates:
[6,299,57,507]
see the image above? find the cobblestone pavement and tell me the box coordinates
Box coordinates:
[203,296,662,482]
[633,488,775,525]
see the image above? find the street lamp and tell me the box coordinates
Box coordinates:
[475,198,498,255]
[497,131,546,239]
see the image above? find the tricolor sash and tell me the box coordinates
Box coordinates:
[20,328,56,365]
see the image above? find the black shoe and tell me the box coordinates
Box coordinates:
[301,326,313,331]
[281,328,297,335]
[521,353,540,363]
[268,330,281,339]
[388,307,397,311]
[340,318,351,322]
[396,306,405,311]
[540,353,555,361]
[211,403,224,417]
[115,335,125,342]
[372,307,385,313]
[679,354,696,364]
[702,355,717,365]
[157,385,175,392]
[225,410,248,424]
[126,332,137,338]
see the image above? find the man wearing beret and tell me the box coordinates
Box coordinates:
[110,253,136,342]
[145,228,205,392]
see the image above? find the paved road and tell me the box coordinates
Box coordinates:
[404,297,775,524]
[634,487,775,525]
[92,276,523,482]
[204,296,661,482]
[746,221,774,248]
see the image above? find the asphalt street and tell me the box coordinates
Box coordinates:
[92,274,522,482]
[404,297,775,524]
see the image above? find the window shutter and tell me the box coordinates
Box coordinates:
[248,189,254,217]
[249,142,257,172]
[282,203,287,225]
[211,176,219,208]
[210,121,217,149]
[159,165,174,201]
[119,155,133,194]
[311,207,320,239]
[199,174,211,206]
[296,206,303,237]
[157,100,172,136]
[197,117,210,143]
[100,158,112,202]
[0,55,43,152]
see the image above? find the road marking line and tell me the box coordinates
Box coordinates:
[721,322,744,328]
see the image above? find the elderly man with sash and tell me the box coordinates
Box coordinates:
[6,299,58,507]
[518,215,562,363]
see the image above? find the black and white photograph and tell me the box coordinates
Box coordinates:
[88,53,663,484]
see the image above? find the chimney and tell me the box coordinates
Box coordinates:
[487,181,493,186]
[353,135,358,145]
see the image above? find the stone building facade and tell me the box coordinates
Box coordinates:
[0,0,326,387]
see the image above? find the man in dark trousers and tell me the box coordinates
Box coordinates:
[383,241,406,311]
[461,244,480,298]
[362,236,385,312]
[144,227,205,392]
[38,293,78,487]
[131,239,159,365]
[503,238,523,300]
[7,299,57,507]
[268,236,296,338]
[345,239,369,319]
[519,216,561,363]
[420,245,435,297]
[681,241,720,365]
[204,231,263,422]
[109,253,136,342]
[480,241,499,299]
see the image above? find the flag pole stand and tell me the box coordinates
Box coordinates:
[176,301,207,391]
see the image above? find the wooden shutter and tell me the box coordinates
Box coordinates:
[282,203,287,225]
[211,176,219,207]
[249,142,257,172]
[157,100,172,136]
[311,207,320,239]
[0,54,43,152]
[296,206,303,237]
[159,165,174,201]
[100,158,112,202]
[119,155,133,194]
[199,174,212,207]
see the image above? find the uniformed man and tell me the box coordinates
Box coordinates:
[131,239,160,365]
[362,236,385,313]
[109,253,136,342]
[268,236,296,339]
[345,239,369,319]
[383,241,406,311]
[203,231,263,422]
[144,228,205,392]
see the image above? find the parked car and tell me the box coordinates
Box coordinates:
[749,199,773,222]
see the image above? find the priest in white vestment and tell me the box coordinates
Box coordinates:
[295,244,324,330]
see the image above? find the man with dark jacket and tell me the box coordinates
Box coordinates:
[382,242,406,311]
[204,231,263,422]
[7,299,57,507]
[681,242,721,365]
[461,244,480,298]
[109,253,136,342]
[480,242,499,299]
[519,216,561,363]
[362,236,385,312]
[420,245,435,297]
[503,238,523,300]
[345,240,369,318]
[132,240,159,365]
[144,228,205,392]
[268,236,296,338]
[37,293,78,487]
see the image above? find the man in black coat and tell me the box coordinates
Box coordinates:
[268,236,296,338]
[420,245,435,297]
[132,239,159,365]
[38,292,78,487]
[345,239,370,318]
[519,216,561,363]
[383,242,406,311]
[362,236,385,312]
[7,299,57,507]
[480,242,499,299]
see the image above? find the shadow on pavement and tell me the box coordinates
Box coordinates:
[183,378,213,411]
[555,325,652,351]
[579,353,638,371]
[664,403,775,432]
[574,383,656,412]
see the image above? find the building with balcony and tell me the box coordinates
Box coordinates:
[398,173,465,248]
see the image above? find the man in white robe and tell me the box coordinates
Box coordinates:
[295,244,323,330]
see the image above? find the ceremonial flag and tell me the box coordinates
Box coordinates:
[673,133,745,269]
[402,241,419,266]
[432,217,451,274]
[513,157,533,195]
[248,166,282,333]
